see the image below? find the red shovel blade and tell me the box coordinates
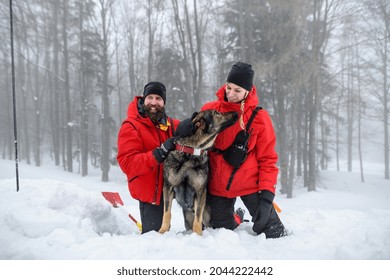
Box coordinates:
[102,192,124,208]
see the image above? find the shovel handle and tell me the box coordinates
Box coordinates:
[273,202,282,213]
[102,192,142,231]
[129,214,143,231]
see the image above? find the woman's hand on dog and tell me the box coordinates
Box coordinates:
[175,112,198,138]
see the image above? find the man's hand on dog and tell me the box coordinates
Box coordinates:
[153,137,176,163]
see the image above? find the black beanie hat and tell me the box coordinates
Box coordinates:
[226,62,254,91]
[143,81,167,103]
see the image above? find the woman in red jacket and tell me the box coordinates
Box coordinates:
[178,62,286,238]
[206,62,286,238]
[117,81,179,234]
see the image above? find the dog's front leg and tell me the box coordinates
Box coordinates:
[193,190,207,236]
[158,187,175,234]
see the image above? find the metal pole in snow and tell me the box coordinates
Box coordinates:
[9,0,20,192]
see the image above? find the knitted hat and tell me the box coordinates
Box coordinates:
[226,62,254,91]
[143,81,166,103]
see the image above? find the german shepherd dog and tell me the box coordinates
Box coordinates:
[158,110,238,235]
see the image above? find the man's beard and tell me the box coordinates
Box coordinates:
[143,104,164,123]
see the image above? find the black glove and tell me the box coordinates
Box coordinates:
[175,112,198,138]
[152,137,176,163]
[252,190,275,235]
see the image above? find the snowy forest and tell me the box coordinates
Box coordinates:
[0,0,389,197]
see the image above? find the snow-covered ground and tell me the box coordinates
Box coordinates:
[0,158,389,260]
[0,159,389,278]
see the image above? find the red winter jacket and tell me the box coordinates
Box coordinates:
[201,85,278,198]
[117,96,179,205]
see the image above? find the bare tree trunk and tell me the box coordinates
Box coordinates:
[287,102,297,198]
[308,73,318,192]
[276,69,288,194]
[171,0,193,112]
[308,0,334,191]
[78,1,89,177]
[43,13,54,164]
[99,0,113,182]
[364,0,390,179]
[308,1,320,191]
[303,108,309,187]
[337,27,350,172]
[115,35,123,123]
[123,4,137,99]
[357,87,364,183]
[2,48,13,160]
[62,0,73,172]
[52,1,61,166]
[354,43,364,182]
[184,0,197,106]
[33,25,41,167]
[383,27,389,179]
[296,89,303,177]
[147,0,154,81]
[337,46,345,172]
[193,0,203,110]
[127,37,136,97]
[347,48,354,172]
[17,45,30,164]
[22,23,33,166]
[320,110,325,170]
[336,94,341,172]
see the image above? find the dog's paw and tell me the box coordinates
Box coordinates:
[192,224,203,236]
[158,227,170,234]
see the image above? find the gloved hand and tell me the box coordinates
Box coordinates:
[152,137,176,163]
[175,112,198,138]
[252,190,275,234]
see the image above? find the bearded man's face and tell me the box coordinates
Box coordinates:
[143,94,165,122]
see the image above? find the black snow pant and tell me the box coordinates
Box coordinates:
[208,192,286,238]
[139,197,163,234]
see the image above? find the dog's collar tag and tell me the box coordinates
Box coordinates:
[175,144,205,156]
[193,148,202,156]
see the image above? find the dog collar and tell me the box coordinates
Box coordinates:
[175,144,206,156]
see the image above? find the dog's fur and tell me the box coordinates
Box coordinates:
[158,110,238,235]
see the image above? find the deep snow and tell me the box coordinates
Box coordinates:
[0,158,389,261]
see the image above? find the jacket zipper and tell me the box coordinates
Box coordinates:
[152,124,163,205]
[128,175,139,183]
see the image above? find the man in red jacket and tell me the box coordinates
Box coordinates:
[177,63,287,238]
[117,81,179,234]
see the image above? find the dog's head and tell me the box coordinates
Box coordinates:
[192,110,238,135]
[177,110,238,150]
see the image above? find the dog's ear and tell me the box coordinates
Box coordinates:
[191,112,201,128]
[192,111,213,133]
[193,118,204,131]
[192,112,207,133]
[192,111,202,125]
[191,111,198,120]
[194,121,202,129]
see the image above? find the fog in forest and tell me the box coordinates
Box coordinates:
[0,0,389,197]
